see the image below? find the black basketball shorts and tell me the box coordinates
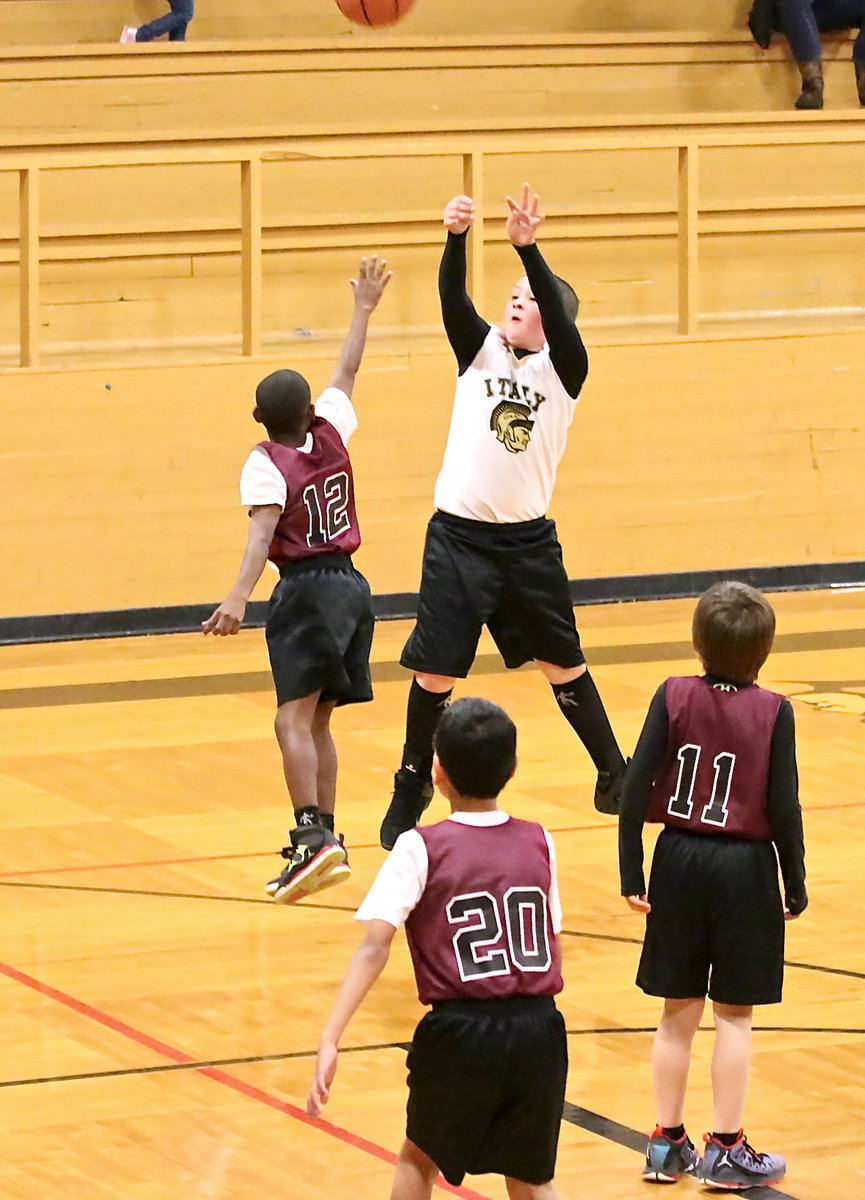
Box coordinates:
[265,553,373,707]
[405,995,567,1187]
[400,511,585,678]
[637,828,786,1006]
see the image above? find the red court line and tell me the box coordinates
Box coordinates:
[0,821,614,881]
[0,959,488,1200]
[0,850,276,878]
[802,800,865,813]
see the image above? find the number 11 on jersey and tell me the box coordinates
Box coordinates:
[667,743,736,828]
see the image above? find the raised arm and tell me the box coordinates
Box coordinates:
[438,194,490,373]
[506,184,588,398]
[327,254,392,399]
[618,683,669,907]
[766,698,808,917]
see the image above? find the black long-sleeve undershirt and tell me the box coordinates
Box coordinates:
[514,242,588,398]
[438,230,489,372]
[618,680,807,915]
[437,231,589,398]
[766,698,807,911]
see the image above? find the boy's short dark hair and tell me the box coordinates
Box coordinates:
[253,369,311,437]
[554,276,579,322]
[433,697,516,799]
[692,581,776,684]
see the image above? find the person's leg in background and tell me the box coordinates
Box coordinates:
[135,0,194,42]
[830,0,865,101]
[168,0,194,41]
[776,0,825,107]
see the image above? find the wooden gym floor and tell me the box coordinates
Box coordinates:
[0,588,863,1200]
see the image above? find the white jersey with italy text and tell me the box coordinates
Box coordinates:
[433,325,580,522]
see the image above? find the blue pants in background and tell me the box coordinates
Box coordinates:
[136,0,195,42]
[776,0,865,61]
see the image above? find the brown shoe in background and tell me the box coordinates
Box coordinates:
[795,60,824,109]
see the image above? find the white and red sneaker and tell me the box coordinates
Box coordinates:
[265,826,350,904]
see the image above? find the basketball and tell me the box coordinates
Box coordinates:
[335,0,416,27]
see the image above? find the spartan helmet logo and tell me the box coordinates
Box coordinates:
[490,400,535,454]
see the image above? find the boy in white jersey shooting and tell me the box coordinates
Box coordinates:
[379,185,627,850]
[308,697,568,1200]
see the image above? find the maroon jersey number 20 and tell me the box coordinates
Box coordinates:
[447,887,552,982]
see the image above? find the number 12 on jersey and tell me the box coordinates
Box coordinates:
[302,471,351,547]
[668,743,736,828]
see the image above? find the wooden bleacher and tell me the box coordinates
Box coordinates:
[0,0,764,43]
[0,23,862,360]
[0,2,862,624]
[0,33,861,154]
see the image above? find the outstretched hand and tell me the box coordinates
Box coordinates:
[443,194,475,235]
[201,596,246,636]
[306,1039,338,1118]
[505,183,544,246]
[350,254,392,312]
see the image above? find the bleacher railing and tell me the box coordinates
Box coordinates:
[8,126,865,367]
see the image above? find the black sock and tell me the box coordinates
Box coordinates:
[293,805,320,828]
[551,671,626,774]
[319,812,335,833]
[662,1125,686,1141]
[712,1131,741,1147]
[401,678,453,779]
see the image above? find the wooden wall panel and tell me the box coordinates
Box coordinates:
[1,329,863,618]
[700,230,865,318]
[3,223,865,366]
[701,142,865,208]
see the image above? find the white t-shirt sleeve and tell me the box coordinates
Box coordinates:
[314,386,358,445]
[355,830,428,929]
[239,447,286,508]
[543,828,563,934]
